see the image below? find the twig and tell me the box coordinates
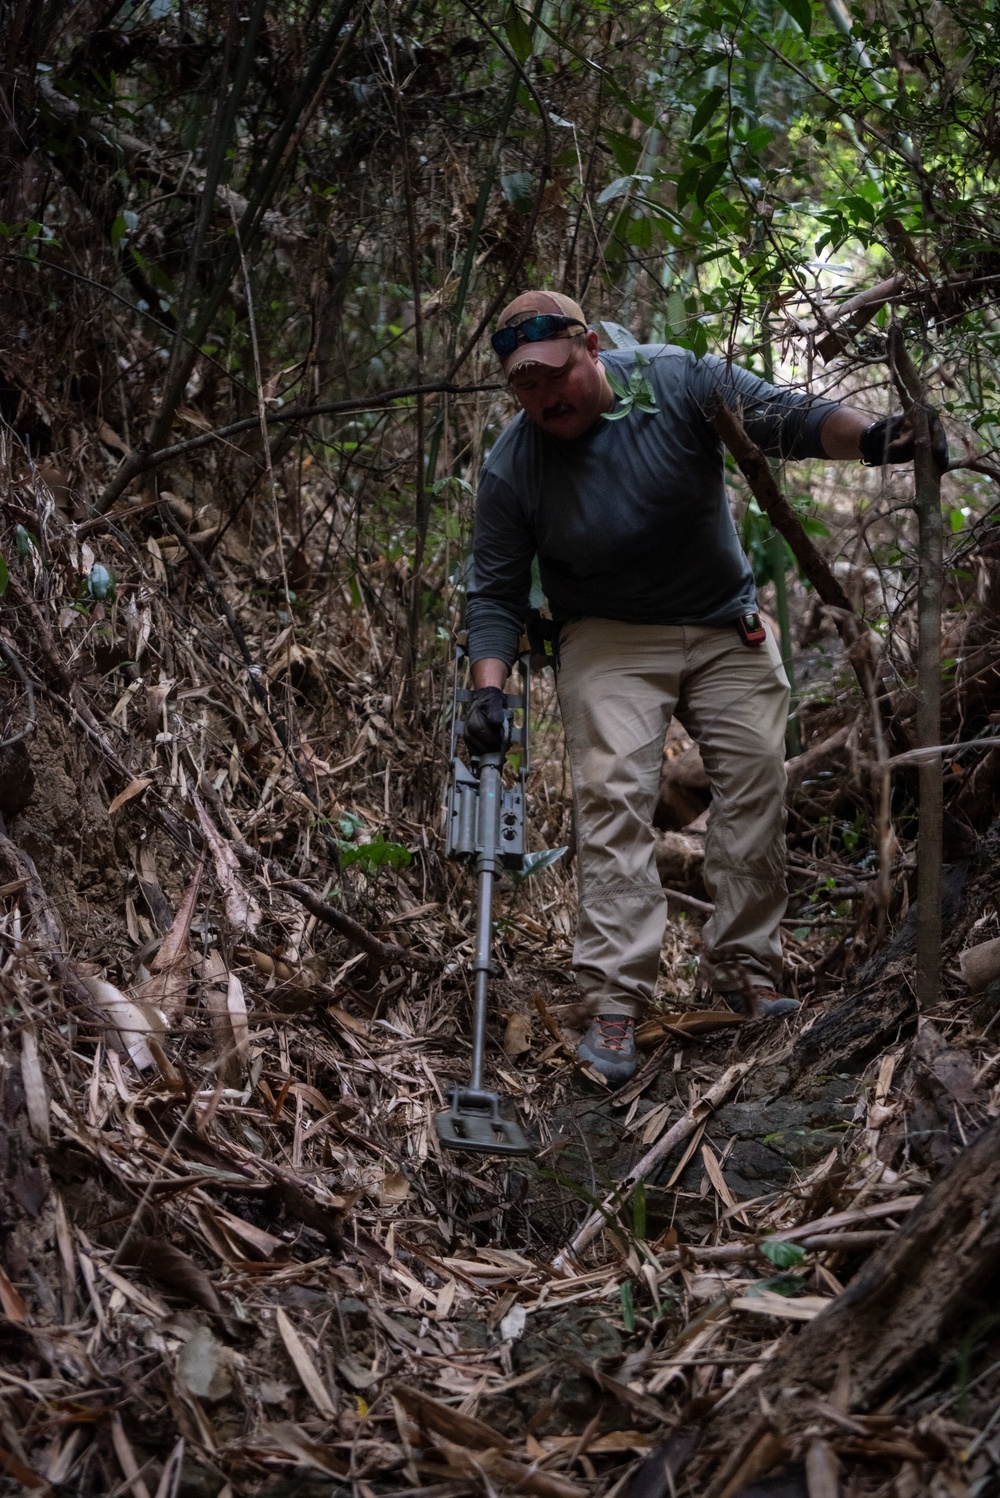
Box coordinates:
[663,886,714,916]
[91,381,495,512]
[0,639,36,748]
[707,396,858,629]
[651,1231,894,1268]
[229,837,442,973]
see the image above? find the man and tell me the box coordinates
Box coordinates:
[464,289,943,1084]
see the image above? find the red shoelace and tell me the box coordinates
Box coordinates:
[595,1016,634,1052]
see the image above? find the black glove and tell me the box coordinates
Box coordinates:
[464,686,509,756]
[859,411,949,471]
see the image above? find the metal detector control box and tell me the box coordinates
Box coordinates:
[446,761,525,866]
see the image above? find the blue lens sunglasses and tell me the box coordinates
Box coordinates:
[490,313,586,360]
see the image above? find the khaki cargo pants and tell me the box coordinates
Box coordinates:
[556,617,790,1017]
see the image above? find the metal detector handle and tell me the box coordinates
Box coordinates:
[448,648,530,769]
[445,650,529,867]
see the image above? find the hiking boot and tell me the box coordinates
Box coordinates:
[577,1015,637,1083]
[720,987,800,1019]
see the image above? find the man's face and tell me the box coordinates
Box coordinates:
[507,330,611,440]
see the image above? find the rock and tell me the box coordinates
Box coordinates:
[722,1139,792,1193]
[337,1296,370,1329]
[177,1327,233,1402]
[477,1306,626,1437]
[959,935,1000,993]
[654,828,706,893]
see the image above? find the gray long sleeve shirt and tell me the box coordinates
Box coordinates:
[467,343,839,666]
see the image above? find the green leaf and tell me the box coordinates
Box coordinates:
[695,161,727,208]
[778,0,812,35]
[86,563,116,601]
[597,175,634,206]
[605,369,631,399]
[632,1182,646,1241]
[338,836,411,873]
[627,367,659,413]
[0,555,8,598]
[690,84,725,140]
[500,171,534,213]
[14,525,32,558]
[746,124,775,155]
[759,1239,806,1269]
[626,213,652,248]
[606,131,641,175]
[511,846,569,883]
[674,164,700,211]
[600,320,640,350]
[110,208,138,253]
[619,1280,636,1332]
[504,5,533,62]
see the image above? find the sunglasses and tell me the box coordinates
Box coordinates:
[490,313,586,360]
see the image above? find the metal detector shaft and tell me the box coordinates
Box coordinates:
[436,659,531,1156]
[470,868,493,1092]
[469,755,503,1092]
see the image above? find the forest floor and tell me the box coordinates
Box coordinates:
[2,488,1000,1498]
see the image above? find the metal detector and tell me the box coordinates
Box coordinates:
[435,648,532,1157]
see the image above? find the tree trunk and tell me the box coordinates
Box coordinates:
[692,1114,1000,1475]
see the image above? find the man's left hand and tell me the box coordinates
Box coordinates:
[464,686,510,755]
[860,411,949,470]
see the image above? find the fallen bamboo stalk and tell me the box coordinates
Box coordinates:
[551,1060,753,1273]
[765,1194,922,1241]
[653,1230,895,1268]
[795,1230,895,1250]
[889,326,943,1012]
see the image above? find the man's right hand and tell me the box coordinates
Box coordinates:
[464,686,509,755]
[859,411,949,470]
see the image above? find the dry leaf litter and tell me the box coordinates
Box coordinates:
[0,448,998,1498]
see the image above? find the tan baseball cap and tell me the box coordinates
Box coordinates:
[495,290,588,379]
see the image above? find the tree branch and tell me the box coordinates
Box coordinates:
[91,380,496,514]
[889,324,944,1012]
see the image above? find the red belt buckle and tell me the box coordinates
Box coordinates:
[736,611,767,647]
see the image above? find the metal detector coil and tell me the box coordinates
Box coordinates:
[437,1086,530,1156]
[435,649,532,1158]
